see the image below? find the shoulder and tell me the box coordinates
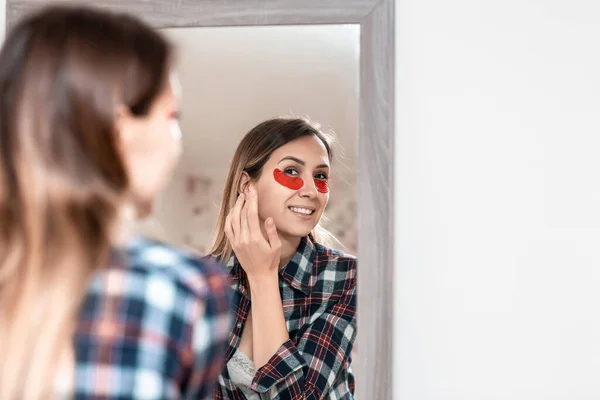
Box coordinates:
[123,237,229,297]
[312,243,357,291]
[314,243,357,273]
[85,237,230,318]
[75,238,231,398]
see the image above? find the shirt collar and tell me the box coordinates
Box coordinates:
[228,236,315,295]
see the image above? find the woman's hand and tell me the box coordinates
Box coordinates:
[225,185,281,279]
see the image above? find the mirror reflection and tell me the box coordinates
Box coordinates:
[138,24,360,398]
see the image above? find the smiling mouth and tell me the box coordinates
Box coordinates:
[289,206,315,215]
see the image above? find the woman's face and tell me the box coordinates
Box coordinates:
[253,135,331,239]
[117,71,182,209]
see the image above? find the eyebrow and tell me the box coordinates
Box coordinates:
[278,156,329,169]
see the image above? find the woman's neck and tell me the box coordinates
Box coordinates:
[278,234,301,268]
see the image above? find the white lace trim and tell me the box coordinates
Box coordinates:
[227,349,260,399]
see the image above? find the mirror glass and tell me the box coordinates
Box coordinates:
[137,24,361,390]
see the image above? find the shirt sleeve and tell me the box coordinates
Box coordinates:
[249,282,356,399]
[73,259,232,400]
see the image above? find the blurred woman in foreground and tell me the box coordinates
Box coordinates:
[0,6,230,399]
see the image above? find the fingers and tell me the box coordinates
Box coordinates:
[247,185,262,237]
[264,217,281,251]
[240,193,251,245]
[224,214,234,243]
[229,193,245,241]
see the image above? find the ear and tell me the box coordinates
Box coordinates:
[238,171,251,195]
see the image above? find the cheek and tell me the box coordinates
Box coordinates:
[314,179,329,193]
[273,168,304,190]
[255,187,280,221]
[150,118,181,155]
[317,192,329,213]
[169,119,182,140]
[134,119,181,194]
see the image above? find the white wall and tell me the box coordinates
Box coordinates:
[394,1,600,399]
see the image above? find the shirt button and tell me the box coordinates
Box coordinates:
[237,322,242,328]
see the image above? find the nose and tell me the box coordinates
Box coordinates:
[298,179,318,199]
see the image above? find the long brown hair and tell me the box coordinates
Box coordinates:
[209,117,339,262]
[0,6,172,399]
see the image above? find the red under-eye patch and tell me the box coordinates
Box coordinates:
[273,168,304,190]
[314,179,329,193]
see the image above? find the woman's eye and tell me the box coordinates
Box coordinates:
[315,173,328,180]
[284,168,299,176]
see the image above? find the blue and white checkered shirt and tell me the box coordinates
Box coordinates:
[73,237,232,399]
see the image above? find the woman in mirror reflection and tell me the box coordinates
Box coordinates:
[209,118,357,399]
[0,5,231,399]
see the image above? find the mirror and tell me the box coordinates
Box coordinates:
[133,24,361,395]
[6,1,394,397]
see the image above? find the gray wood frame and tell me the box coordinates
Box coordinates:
[6,1,395,398]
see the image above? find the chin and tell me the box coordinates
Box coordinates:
[277,224,315,239]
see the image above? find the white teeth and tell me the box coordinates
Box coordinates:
[290,207,314,215]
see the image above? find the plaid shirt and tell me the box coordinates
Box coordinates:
[73,237,232,399]
[214,236,357,399]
